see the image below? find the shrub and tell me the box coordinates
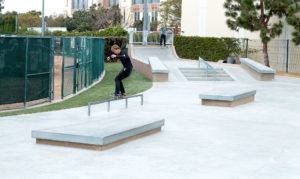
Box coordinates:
[174,35,241,62]
[0,15,15,33]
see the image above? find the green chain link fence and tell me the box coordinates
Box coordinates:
[0,36,54,110]
[61,36,105,99]
[0,35,105,110]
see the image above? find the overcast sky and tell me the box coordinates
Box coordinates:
[3,0,65,16]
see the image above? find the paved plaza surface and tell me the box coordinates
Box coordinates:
[1,47,300,178]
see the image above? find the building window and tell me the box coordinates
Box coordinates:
[133,0,160,5]
[135,12,140,21]
[152,11,157,21]
[109,0,119,6]
[72,0,88,10]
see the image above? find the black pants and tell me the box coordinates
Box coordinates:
[160,34,166,46]
[115,67,132,95]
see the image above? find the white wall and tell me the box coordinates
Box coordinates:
[181,0,260,39]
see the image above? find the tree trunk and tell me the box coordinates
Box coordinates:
[263,43,270,67]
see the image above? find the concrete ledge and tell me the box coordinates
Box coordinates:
[240,58,275,81]
[32,118,165,151]
[148,57,169,82]
[148,57,169,73]
[199,89,256,107]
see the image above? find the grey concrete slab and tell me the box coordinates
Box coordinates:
[199,89,256,101]
[240,58,276,73]
[32,117,165,146]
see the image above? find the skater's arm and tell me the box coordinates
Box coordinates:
[110,52,129,60]
[115,54,127,59]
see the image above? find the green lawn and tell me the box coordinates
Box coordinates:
[0,63,152,117]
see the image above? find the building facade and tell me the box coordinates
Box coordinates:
[65,0,164,28]
[64,0,104,16]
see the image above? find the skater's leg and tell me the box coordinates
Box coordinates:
[160,34,163,46]
[115,75,121,95]
[163,34,166,46]
[120,81,125,94]
[115,68,132,94]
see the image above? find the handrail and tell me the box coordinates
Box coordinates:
[129,31,174,45]
[198,57,216,81]
[88,94,144,116]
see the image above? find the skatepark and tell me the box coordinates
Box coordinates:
[1,45,300,178]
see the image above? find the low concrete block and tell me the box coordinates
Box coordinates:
[32,118,165,151]
[199,89,256,107]
[240,58,275,81]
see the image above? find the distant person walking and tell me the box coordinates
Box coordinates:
[160,25,167,47]
[107,45,133,99]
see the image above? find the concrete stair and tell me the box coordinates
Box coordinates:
[180,68,234,81]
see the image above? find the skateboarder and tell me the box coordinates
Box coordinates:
[107,44,133,99]
[160,24,167,47]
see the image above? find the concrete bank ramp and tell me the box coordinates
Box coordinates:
[133,46,187,82]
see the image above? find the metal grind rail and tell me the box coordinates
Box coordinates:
[88,94,144,116]
[198,57,217,81]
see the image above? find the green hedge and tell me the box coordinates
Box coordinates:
[174,35,241,62]
[52,24,128,37]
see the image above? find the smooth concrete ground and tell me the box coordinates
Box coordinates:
[1,47,300,178]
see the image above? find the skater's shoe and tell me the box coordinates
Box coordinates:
[120,93,126,98]
[110,93,120,100]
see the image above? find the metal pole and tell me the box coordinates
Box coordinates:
[49,36,55,101]
[107,101,110,112]
[286,39,289,73]
[73,35,78,94]
[246,39,248,58]
[42,0,45,36]
[61,36,65,99]
[15,15,18,33]
[143,0,148,45]
[141,95,144,105]
[24,37,29,108]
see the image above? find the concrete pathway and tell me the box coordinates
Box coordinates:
[1,47,300,179]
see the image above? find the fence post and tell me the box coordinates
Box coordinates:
[24,36,29,108]
[50,35,55,101]
[286,39,289,73]
[246,38,248,58]
[73,35,77,94]
[61,35,65,99]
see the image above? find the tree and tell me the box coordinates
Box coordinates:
[0,12,16,33]
[63,4,123,32]
[0,0,4,13]
[45,15,65,27]
[18,11,42,27]
[224,0,300,67]
[159,0,182,27]
[132,20,143,31]
[286,5,300,44]
[27,10,41,16]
